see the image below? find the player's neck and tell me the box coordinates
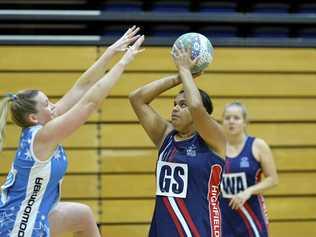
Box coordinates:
[227,133,247,147]
[176,128,196,141]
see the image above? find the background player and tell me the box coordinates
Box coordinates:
[220,102,279,237]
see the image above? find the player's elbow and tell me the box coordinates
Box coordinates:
[270,174,279,187]
[189,100,205,114]
[129,89,145,106]
[128,89,139,102]
[272,175,279,186]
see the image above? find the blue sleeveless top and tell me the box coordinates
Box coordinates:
[0,125,68,237]
[149,131,225,237]
[220,136,269,237]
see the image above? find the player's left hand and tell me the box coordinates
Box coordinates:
[229,189,252,210]
[120,35,145,65]
[108,25,140,53]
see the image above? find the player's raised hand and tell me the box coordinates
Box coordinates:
[108,25,141,53]
[120,35,145,65]
[171,40,198,71]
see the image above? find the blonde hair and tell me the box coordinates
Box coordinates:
[0,96,11,151]
[223,101,248,122]
[10,90,38,128]
[0,90,39,151]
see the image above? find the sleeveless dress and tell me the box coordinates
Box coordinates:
[0,125,68,237]
[149,131,225,237]
[220,136,269,237]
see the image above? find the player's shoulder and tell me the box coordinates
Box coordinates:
[252,137,271,161]
[253,137,269,150]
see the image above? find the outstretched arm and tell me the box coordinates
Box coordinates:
[35,36,145,160]
[55,26,140,116]
[172,43,226,157]
[129,75,181,148]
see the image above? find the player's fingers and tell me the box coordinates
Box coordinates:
[128,26,140,38]
[229,198,236,208]
[179,41,186,54]
[192,56,199,65]
[125,35,140,45]
[174,44,181,54]
[136,48,146,54]
[186,44,192,55]
[231,201,237,210]
[228,199,233,207]
[122,26,134,38]
[132,35,145,49]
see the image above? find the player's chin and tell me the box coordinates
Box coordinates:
[228,128,240,135]
[171,119,177,127]
[171,120,182,131]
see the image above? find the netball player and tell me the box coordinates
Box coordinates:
[0,28,144,237]
[129,43,226,236]
[220,102,278,237]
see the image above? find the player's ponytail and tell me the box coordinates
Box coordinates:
[0,90,39,151]
[0,95,13,151]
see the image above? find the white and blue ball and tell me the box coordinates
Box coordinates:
[172,32,214,74]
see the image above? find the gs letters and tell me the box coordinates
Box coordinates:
[156,161,188,198]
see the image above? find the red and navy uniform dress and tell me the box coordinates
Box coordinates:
[220,136,269,237]
[149,130,225,237]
